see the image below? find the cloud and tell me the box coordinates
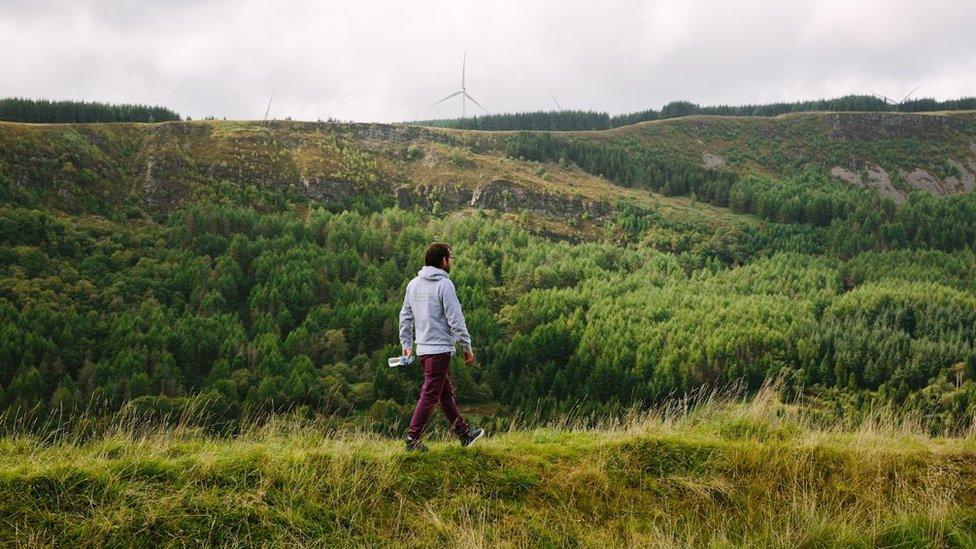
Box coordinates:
[1,0,974,122]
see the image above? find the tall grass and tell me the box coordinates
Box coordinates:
[2,381,975,546]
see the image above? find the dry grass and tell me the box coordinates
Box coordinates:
[2,382,975,546]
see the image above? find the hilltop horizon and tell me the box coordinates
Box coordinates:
[5,1,976,122]
[5,93,976,128]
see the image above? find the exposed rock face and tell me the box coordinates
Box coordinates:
[394,183,473,210]
[395,179,611,219]
[345,123,426,144]
[138,148,190,212]
[470,180,611,218]
[300,177,362,205]
[899,168,955,195]
[830,152,976,201]
[829,165,906,204]
[824,112,968,140]
[829,166,856,184]
[945,159,975,193]
[701,151,726,169]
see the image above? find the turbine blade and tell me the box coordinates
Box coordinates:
[548,88,562,110]
[463,92,488,113]
[264,91,275,120]
[462,51,466,89]
[899,83,923,104]
[429,90,463,108]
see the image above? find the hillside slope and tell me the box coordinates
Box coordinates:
[2,110,975,236]
[1,392,974,546]
[0,119,753,243]
[2,113,976,440]
[601,111,976,203]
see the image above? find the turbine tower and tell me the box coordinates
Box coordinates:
[264,92,275,121]
[430,51,487,118]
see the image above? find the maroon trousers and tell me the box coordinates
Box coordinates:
[407,352,470,440]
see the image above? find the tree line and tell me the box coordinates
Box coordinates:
[415,94,976,131]
[0,98,181,124]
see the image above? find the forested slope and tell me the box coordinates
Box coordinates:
[1,114,975,432]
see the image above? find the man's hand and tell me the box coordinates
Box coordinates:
[403,348,413,359]
[463,349,475,365]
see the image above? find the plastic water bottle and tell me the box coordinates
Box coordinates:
[388,354,415,368]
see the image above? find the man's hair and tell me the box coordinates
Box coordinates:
[424,242,452,267]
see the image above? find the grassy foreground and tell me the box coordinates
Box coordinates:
[2,388,976,547]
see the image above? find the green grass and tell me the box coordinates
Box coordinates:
[2,386,975,547]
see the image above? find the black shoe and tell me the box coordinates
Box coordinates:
[405,436,428,452]
[460,427,485,448]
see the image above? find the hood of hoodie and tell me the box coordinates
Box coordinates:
[418,265,449,281]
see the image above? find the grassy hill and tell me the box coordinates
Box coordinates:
[2,111,975,255]
[3,109,976,214]
[3,111,976,545]
[2,386,975,546]
[607,111,976,201]
[0,118,751,241]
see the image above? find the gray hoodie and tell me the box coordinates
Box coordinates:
[399,266,472,356]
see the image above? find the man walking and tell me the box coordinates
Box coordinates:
[399,242,485,452]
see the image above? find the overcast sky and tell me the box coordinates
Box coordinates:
[2,0,975,122]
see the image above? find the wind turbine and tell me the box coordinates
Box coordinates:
[869,83,923,107]
[548,88,563,110]
[430,51,487,118]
